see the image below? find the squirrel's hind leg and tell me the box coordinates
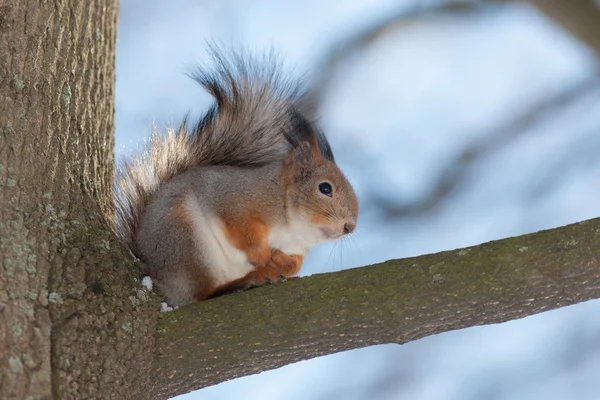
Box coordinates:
[139,196,219,304]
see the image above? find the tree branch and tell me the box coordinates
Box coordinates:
[149,217,600,399]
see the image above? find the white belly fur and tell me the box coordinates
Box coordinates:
[184,194,254,285]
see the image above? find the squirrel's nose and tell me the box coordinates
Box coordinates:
[343,222,356,235]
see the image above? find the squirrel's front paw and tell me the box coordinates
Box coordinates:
[269,249,303,278]
[245,244,272,268]
[258,263,289,285]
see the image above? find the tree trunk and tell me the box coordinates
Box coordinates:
[0,1,159,398]
[1,1,600,400]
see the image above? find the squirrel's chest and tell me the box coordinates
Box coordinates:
[267,217,322,256]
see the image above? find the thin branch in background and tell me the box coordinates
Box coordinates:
[309,0,600,110]
[306,0,497,109]
[371,77,600,219]
[526,123,600,201]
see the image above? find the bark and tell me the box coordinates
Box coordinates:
[0,1,159,399]
[151,217,600,398]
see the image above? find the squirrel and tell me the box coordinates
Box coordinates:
[114,50,359,306]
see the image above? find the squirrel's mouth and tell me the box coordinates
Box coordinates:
[319,227,346,240]
[319,227,336,239]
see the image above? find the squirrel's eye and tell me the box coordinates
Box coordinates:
[319,182,333,197]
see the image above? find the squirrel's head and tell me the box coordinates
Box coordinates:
[282,138,359,246]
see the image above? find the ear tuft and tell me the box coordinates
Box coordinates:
[294,141,314,167]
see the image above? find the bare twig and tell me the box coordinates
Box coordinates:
[372,77,600,218]
[306,1,496,109]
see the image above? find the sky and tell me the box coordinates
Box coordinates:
[115,1,600,399]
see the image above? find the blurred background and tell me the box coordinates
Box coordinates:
[114,1,600,399]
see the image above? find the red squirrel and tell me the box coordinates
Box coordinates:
[114,50,359,306]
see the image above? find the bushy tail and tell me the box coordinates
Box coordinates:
[114,49,329,248]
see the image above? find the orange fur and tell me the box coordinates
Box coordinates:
[310,137,325,164]
[222,209,272,268]
[310,213,331,226]
[270,250,303,277]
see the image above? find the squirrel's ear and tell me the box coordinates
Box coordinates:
[293,141,314,167]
